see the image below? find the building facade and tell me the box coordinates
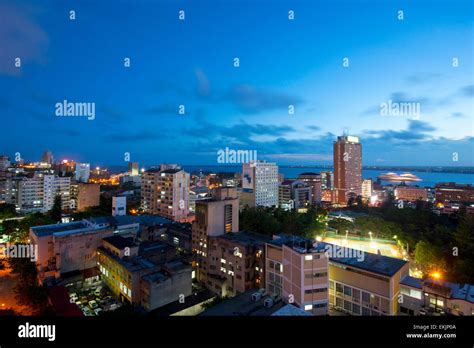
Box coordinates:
[333,135,362,205]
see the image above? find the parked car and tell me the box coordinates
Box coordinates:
[94,287,103,297]
[82,307,94,316]
[88,300,99,309]
[94,308,103,316]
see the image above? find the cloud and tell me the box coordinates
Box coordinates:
[265,153,332,161]
[223,85,303,114]
[195,68,211,98]
[0,3,49,76]
[363,120,436,142]
[450,112,465,118]
[104,130,167,142]
[458,84,474,98]
[405,72,441,84]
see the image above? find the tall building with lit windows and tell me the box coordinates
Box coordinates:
[192,187,239,282]
[141,166,190,222]
[333,135,362,205]
[242,161,279,207]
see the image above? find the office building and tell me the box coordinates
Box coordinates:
[435,183,474,203]
[278,180,313,210]
[333,135,362,205]
[43,174,71,212]
[298,172,322,204]
[242,161,278,207]
[394,185,427,201]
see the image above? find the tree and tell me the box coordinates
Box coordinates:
[0,203,16,220]
[414,240,446,275]
[49,194,62,222]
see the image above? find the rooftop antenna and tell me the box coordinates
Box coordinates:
[343,127,349,136]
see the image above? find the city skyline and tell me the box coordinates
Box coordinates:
[0,0,472,166]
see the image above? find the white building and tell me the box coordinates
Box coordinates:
[43,174,71,212]
[242,161,279,207]
[75,163,90,183]
[112,196,127,216]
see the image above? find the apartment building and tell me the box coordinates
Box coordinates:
[206,231,267,297]
[71,182,100,212]
[192,187,239,283]
[265,235,329,315]
[435,182,474,203]
[141,166,190,221]
[298,172,322,204]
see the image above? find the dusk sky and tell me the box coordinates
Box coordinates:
[0,0,473,167]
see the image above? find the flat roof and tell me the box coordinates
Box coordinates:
[103,235,136,250]
[216,231,270,247]
[31,221,109,237]
[400,275,423,289]
[199,290,285,316]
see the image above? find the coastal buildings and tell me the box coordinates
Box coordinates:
[241,161,279,207]
[435,182,474,203]
[394,185,428,201]
[333,135,362,205]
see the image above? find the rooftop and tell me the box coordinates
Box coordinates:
[103,235,136,250]
[216,231,270,247]
[31,221,109,237]
[199,289,285,316]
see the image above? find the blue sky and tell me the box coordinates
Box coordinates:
[0,0,473,167]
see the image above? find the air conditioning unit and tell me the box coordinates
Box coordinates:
[264,297,274,308]
[252,292,262,302]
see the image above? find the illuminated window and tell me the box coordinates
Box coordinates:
[304,255,313,261]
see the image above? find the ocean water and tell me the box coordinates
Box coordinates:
[182,165,474,188]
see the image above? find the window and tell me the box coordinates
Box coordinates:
[343,300,351,311]
[362,292,370,303]
[362,307,371,316]
[336,297,343,308]
[304,255,313,261]
[304,304,313,311]
[336,283,343,294]
[343,286,352,296]
[352,304,361,314]
[329,281,334,290]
